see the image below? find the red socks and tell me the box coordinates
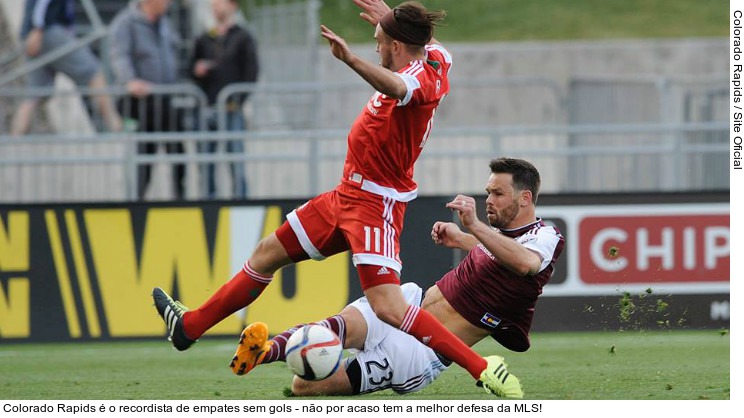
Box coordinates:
[182,262,272,339]
[401,305,487,380]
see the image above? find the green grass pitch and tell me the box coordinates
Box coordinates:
[320,0,727,43]
[0,330,729,400]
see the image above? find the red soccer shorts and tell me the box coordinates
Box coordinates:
[276,184,407,288]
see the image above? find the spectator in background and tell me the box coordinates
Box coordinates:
[191,0,259,199]
[12,0,122,135]
[109,0,186,200]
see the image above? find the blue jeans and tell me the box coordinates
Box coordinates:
[199,109,248,199]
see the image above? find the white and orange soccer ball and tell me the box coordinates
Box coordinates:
[285,325,343,381]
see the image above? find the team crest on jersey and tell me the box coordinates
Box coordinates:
[480,312,502,329]
[366,92,387,115]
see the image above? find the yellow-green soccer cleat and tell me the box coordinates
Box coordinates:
[478,355,524,398]
[229,322,272,376]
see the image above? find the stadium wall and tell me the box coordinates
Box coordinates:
[0,192,729,343]
[318,38,728,126]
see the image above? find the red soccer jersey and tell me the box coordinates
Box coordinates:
[341,44,452,202]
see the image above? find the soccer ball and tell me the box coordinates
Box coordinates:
[285,325,343,381]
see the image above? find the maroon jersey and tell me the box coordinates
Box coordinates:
[436,219,564,352]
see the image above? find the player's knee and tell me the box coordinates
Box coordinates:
[338,307,367,350]
[252,235,273,256]
[249,234,290,274]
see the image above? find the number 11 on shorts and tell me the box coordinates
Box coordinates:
[363,226,381,253]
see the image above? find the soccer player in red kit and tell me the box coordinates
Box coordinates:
[235,158,563,398]
[153,0,516,396]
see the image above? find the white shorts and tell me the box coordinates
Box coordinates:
[346,283,449,394]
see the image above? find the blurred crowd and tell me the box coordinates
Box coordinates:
[10,0,260,200]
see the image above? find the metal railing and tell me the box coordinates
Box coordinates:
[0,124,728,202]
[0,77,730,203]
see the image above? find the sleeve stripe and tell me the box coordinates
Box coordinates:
[394,72,421,106]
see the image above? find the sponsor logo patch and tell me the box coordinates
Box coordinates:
[517,235,538,246]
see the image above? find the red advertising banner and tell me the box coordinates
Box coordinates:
[579,214,729,284]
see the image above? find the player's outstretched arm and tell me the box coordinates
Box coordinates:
[354,0,391,26]
[320,24,407,100]
[431,221,478,251]
[448,195,542,276]
[467,221,542,276]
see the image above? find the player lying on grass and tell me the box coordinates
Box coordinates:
[230,158,565,397]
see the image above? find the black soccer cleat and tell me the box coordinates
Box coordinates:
[152,287,196,351]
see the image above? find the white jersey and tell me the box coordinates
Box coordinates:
[347,283,448,394]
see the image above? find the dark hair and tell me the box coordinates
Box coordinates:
[489,158,541,204]
[380,1,446,46]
